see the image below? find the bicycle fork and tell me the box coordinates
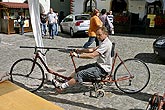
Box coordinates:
[26,54,38,77]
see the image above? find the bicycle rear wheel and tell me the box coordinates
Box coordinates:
[10,58,45,92]
[114,58,150,94]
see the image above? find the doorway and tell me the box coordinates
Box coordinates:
[111,0,127,15]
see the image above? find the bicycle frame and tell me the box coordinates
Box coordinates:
[13,46,149,95]
[100,52,134,83]
[32,50,71,81]
[21,46,135,85]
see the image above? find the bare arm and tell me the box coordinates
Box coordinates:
[78,51,100,59]
[76,46,98,53]
[73,46,100,59]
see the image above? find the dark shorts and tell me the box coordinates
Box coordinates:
[75,62,108,83]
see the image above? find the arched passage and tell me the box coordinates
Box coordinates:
[111,0,127,15]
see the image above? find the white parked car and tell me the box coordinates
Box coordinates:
[60,14,90,37]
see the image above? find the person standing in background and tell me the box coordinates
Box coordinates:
[17,12,25,35]
[47,8,57,39]
[59,11,65,24]
[54,11,59,36]
[99,9,107,27]
[106,11,114,35]
[40,12,47,37]
[83,9,103,48]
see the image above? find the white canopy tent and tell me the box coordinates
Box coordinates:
[28,0,53,81]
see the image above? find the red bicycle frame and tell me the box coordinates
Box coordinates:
[32,50,71,80]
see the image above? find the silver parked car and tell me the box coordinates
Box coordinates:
[60,14,90,37]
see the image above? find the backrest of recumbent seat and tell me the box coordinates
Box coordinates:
[111,42,115,57]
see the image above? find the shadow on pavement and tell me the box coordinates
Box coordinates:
[42,82,97,95]
[44,96,117,110]
[114,33,159,39]
[59,32,88,38]
[35,83,151,110]
[35,84,117,110]
[105,86,151,102]
[134,53,165,65]
[24,34,34,38]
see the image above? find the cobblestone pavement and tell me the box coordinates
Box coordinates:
[0,32,165,110]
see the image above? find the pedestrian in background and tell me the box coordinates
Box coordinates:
[83,9,103,48]
[17,12,25,35]
[40,12,47,37]
[59,11,65,24]
[47,8,58,39]
[54,11,59,36]
[99,9,107,27]
[106,11,114,35]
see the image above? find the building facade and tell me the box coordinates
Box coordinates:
[0,0,165,35]
[0,0,50,34]
[50,0,70,17]
[0,0,50,13]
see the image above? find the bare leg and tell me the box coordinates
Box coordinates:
[67,78,77,86]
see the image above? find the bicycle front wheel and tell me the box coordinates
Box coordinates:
[114,58,150,94]
[10,58,45,92]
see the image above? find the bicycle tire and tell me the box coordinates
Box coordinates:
[10,58,45,92]
[114,58,150,94]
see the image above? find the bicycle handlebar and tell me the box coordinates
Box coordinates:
[20,46,60,50]
[20,46,77,56]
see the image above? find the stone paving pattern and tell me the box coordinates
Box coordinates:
[0,32,165,110]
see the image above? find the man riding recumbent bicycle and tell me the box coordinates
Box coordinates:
[52,26,150,97]
[52,26,113,97]
[10,26,150,98]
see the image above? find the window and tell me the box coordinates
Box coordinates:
[75,15,90,20]
[147,1,162,14]
[63,15,73,22]
[84,0,96,12]
[60,0,64,2]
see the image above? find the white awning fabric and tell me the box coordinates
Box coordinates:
[28,0,52,80]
